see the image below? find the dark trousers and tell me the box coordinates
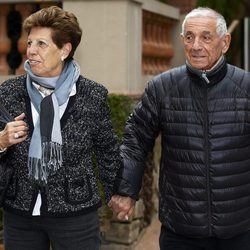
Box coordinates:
[159,225,250,250]
[3,210,100,250]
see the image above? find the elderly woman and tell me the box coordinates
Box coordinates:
[0,6,120,250]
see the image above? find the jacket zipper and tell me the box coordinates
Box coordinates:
[201,72,210,84]
[202,71,212,236]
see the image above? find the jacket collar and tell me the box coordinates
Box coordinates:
[186,56,228,87]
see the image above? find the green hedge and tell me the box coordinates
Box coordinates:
[97,94,135,206]
[108,94,135,141]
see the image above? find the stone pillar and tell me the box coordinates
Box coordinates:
[63,0,143,95]
[142,10,175,75]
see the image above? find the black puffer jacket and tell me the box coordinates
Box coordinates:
[117,58,250,238]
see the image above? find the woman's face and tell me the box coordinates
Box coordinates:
[26,27,64,77]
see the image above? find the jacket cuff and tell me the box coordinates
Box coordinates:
[113,177,139,201]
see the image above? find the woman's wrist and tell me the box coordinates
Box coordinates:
[0,131,7,153]
[0,147,7,153]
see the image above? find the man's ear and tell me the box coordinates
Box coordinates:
[61,43,72,60]
[222,33,231,54]
[180,33,185,44]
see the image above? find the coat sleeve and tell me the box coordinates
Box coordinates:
[92,86,122,203]
[115,80,161,200]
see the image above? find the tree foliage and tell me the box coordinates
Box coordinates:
[196,0,242,24]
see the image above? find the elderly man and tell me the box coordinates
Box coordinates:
[109,7,250,250]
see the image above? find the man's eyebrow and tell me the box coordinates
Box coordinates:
[185,31,193,35]
[184,30,212,36]
[202,31,212,35]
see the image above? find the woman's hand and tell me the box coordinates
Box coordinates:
[0,113,29,150]
[108,195,136,221]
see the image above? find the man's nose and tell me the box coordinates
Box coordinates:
[192,38,203,49]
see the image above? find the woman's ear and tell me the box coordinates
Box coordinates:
[61,43,72,61]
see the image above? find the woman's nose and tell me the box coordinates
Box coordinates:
[27,44,38,55]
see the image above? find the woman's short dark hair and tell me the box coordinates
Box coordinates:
[23,6,82,60]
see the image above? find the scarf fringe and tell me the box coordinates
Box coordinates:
[28,142,62,184]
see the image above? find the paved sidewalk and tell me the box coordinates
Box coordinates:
[134,217,161,250]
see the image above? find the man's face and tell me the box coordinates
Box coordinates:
[181,17,231,70]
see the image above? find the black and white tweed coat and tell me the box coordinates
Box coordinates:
[0,74,121,217]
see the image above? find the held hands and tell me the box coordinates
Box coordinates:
[0,113,28,150]
[108,195,136,221]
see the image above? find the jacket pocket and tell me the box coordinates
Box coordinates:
[65,176,93,205]
[5,174,17,200]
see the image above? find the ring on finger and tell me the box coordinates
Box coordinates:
[14,132,19,139]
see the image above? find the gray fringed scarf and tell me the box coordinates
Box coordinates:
[24,59,80,184]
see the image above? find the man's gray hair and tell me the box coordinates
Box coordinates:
[181,7,228,37]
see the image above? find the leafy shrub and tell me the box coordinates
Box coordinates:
[108,94,135,141]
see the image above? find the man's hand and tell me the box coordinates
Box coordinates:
[108,195,136,221]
